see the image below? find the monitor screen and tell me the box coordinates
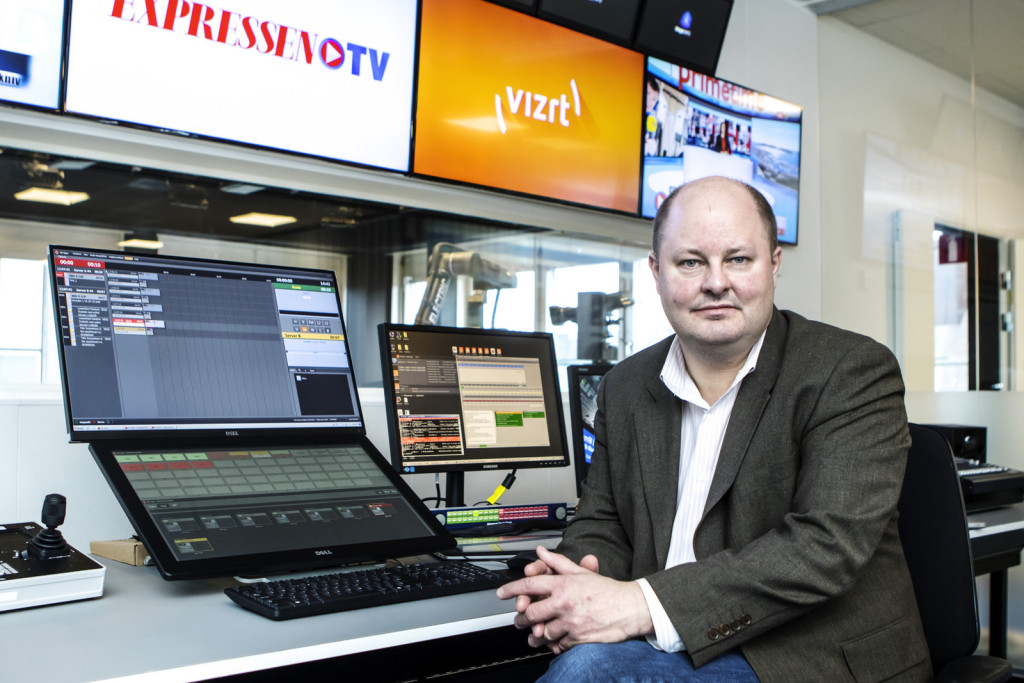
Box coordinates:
[378,323,570,505]
[413,0,643,214]
[536,0,642,46]
[0,0,66,110]
[642,57,803,245]
[633,0,733,75]
[88,438,455,579]
[64,0,417,172]
[567,364,610,497]
[49,245,364,440]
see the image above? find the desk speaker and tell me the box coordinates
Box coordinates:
[921,424,987,462]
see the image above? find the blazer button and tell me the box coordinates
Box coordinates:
[707,627,721,641]
[731,619,743,631]
[719,623,732,635]
[741,614,752,626]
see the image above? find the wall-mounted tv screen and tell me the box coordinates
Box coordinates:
[537,0,642,46]
[0,0,66,111]
[64,0,417,172]
[634,0,733,76]
[642,58,802,245]
[485,0,538,11]
[414,0,643,214]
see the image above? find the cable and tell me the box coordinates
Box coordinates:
[420,473,446,508]
[485,470,517,505]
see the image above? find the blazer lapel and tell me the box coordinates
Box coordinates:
[702,309,787,519]
[635,349,682,569]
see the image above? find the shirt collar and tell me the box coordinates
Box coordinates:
[660,330,767,408]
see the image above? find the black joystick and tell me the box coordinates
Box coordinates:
[25,493,70,560]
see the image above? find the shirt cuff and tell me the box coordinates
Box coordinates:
[636,578,686,652]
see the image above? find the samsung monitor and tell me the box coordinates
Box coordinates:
[633,0,733,76]
[378,323,570,507]
[413,0,643,214]
[642,57,803,245]
[567,363,611,497]
[0,0,66,111]
[64,0,417,172]
[49,245,453,579]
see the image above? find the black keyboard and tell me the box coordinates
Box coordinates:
[224,561,507,620]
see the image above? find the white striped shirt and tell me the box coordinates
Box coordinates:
[636,331,766,652]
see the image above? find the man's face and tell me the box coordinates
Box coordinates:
[649,179,781,359]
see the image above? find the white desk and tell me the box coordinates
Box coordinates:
[5,558,520,682]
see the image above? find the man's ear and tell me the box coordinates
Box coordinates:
[648,252,661,292]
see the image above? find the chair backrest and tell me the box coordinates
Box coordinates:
[898,423,980,673]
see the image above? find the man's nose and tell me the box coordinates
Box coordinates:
[702,264,729,293]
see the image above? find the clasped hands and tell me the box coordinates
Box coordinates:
[495,545,654,654]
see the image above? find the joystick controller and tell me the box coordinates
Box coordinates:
[0,493,105,611]
[24,493,71,560]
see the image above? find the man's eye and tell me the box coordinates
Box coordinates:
[680,260,700,268]
[731,257,749,265]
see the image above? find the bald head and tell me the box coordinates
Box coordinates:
[651,177,778,257]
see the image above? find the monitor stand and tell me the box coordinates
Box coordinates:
[446,472,466,508]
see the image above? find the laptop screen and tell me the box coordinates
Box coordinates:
[50,246,364,441]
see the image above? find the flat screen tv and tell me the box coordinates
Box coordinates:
[642,57,803,245]
[48,245,454,579]
[634,0,733,76]
[536,0,642,46]
[64,0,417,172]
[377,322,570,507]
[414,0,644,214]
[0,0,66,111]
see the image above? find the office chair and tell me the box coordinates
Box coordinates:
[898,423,1013,682]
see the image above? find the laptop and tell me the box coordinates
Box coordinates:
[49,245,455,580]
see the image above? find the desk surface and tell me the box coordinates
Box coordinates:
[969,503,1024,557]
[5,557,517,683]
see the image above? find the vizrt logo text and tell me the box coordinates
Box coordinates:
[494,79,581,134]
[109,0,392,81]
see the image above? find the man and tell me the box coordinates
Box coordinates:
[497,176,931,682]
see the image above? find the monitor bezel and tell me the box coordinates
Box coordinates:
[566,363,612,498]
[49,245,367,443]
[88,434,456,580]
[377,322,571,476]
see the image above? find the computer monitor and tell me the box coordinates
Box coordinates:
[48,245,453,579]
[566,364,611,497]
[377,323,570,507]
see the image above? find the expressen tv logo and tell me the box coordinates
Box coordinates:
[494,79,581,135]
[109,0,394,81]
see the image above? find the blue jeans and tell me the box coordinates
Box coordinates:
[537,641,759,682]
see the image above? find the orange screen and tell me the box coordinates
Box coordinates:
[414,0,643,213]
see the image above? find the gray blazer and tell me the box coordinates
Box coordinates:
[560,308,931,682]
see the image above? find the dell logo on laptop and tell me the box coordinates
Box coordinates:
[315,550,333,556]
[225,430,240,436]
